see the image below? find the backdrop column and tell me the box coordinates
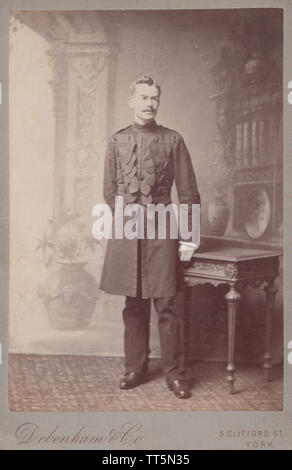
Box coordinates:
[46,28,120,313]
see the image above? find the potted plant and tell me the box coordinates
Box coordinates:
[36,210,100,330]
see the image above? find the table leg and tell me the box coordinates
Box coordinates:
[225,284,241,394]
[263,280,278,381]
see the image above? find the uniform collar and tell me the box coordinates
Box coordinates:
[131,120,159,132]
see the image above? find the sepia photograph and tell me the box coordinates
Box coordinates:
[7,8,284,415]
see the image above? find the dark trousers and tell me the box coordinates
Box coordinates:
[122,295,185,384]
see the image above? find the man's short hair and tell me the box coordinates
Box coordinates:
[128,75,161,98]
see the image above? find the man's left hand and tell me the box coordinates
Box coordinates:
[178,245,194,262]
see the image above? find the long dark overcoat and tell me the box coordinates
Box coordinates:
[99,120,200,298]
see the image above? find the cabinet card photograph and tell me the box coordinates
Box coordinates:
[1,0,291,450]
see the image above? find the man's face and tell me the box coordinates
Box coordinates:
[128,83,160,124]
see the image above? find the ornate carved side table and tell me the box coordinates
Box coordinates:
[182,246,281,394]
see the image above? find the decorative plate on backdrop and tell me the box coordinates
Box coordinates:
[244,188,271,239]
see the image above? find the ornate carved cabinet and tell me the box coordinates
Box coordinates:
[210,34,283,246]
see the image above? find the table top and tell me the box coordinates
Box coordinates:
[192,246,281,262]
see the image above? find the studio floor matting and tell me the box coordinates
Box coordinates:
[8,354,283,411]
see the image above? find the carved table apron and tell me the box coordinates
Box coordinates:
[182,247,280,394]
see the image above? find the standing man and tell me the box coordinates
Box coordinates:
[99,76,200,399]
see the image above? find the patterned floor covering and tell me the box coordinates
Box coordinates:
[8,354,283,411]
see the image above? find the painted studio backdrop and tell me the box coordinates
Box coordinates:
[9,10,283,364]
